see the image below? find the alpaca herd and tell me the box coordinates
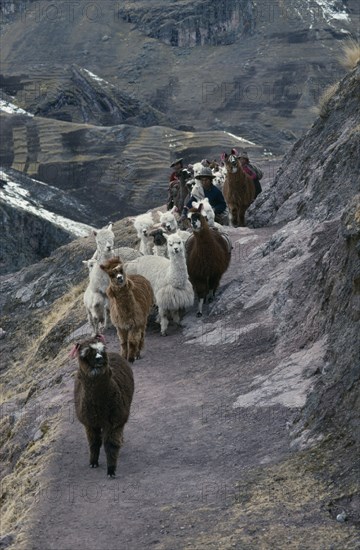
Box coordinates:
[73,149,263,476]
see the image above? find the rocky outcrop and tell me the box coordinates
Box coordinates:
[0,65,169,127]
[248,64,360,227]
[247,65,360,446]
[0,168,95,274]
[0,202,73,275]
[118,0,255,47]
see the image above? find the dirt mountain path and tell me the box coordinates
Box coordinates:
[26,226,301,550]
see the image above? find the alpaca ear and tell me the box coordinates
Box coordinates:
[99,264,106,271]
[157,211,163,219]
[191,201,198,209]
[93,230,97,236]
[69,343,80,359]
[171,206,178,213]
[163,233,169,241]
[231,148,238,156]
[107,223,113,230]
[95,334,106,343]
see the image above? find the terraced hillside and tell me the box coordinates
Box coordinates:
[0,110,262,224]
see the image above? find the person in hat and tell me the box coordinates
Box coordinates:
[169,158,184,182]
[182,166,229,225]
[167,158,192,211]
[238,151,262,198]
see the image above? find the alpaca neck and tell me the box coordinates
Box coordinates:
[108,280,136,312]
[79,365,111,390]
[168,251,188,288]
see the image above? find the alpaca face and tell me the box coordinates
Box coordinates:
[151,230,167,247]
[188,212,203,232]
[166,234,184,256]
[225,154,239,174]
[159,212,177,233]
[134,214,154,238]
[79,340,107,377]
[94,228,114,253]
[107,263,126,287]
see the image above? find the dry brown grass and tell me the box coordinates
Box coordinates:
[318,82,340,117]
[0,281,87,542]
[338,39,360,70]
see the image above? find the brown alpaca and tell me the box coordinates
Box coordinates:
[72,336,134,477]
[223,151,256,227]
[186,205,231,316]
[100,257,154,362]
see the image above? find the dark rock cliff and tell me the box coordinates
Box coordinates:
[118,0,255,47]
[248,64,360,446]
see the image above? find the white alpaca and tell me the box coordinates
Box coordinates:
[191,198,224,231]
[83,223,115,335]
[91,223,114,260]
[83,248,113,335]
[126,232,194,335]
[212,165,226,191]
[82,258,97,273]
[133,212,154,255]
[158,210,191,244]
[112,246,143,262]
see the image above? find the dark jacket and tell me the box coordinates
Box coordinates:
[186,184,227,215]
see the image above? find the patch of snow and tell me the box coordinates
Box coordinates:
[0,99,34,117]
[0,171,93,237]
[224,131,256,146]
[83,68,108,85]
[313,0,349,24]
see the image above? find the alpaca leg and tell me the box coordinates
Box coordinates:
[138,329,145,357]
[103,427,123,478]
[85,426,102,468]
[117,328,128,359]
[239,206,246,227]
[94,302,104,332]
[87,311,98,336]
[127,329,140,362]
[158,308,169,336]
[231,208,238,228]
[104,302,111,329]
[197,298,204,317]
[172,310,182,326]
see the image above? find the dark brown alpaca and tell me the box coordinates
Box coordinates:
[100,257,154,363]
[72,336,134,477]
[223,151,256,227]
[186,205,231,316]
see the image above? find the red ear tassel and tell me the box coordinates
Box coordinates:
[220,152,226,161]
[96,334,106,344]
[69,343,80,359]
[231,148,238,156]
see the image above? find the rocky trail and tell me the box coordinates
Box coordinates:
[25,225,288,550]
[20,224,359,550]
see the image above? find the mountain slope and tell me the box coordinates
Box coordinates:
[0,60,359,550]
